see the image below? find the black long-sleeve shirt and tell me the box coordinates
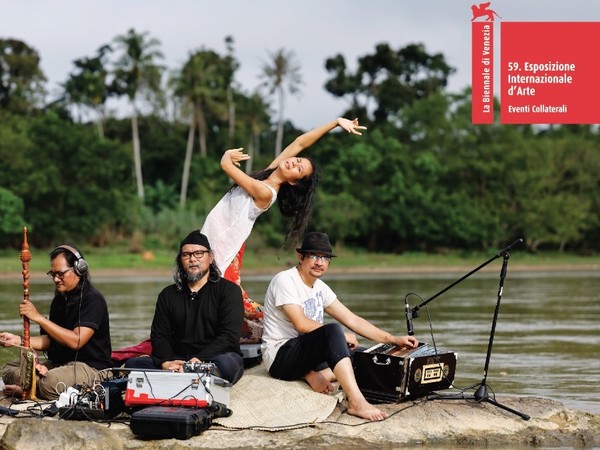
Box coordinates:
[150,278,243,366]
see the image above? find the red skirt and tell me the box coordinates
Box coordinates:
[223,243,263,344]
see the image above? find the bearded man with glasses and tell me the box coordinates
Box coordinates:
[124,230,244,384]
[0,245,112,400]
[261,232,419,421]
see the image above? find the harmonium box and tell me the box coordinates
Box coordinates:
[353,342,457,403]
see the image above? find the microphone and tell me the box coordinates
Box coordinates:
[405,296,414,336]
[497,237,524,256]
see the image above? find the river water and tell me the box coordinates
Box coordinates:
[0,268,598,414]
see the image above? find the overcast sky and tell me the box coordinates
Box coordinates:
[2,0,598,129]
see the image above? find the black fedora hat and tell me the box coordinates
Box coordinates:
[296,232,336,257]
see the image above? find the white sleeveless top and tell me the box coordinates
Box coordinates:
[201,183,277,274]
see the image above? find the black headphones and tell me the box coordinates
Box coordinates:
[54,245,89,277]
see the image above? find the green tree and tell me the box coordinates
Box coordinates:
[20,111,134,245]
[170,48,232,206]
[311,131,402,250]
[512,135,599,252]
[0,38,46,114]
[324,43,454,127]
[0,187,25,245]
[0,112,33,193]
[224,36,239,146]
[63,45,112,138]
[111,28,164,203]
[260,48,302,156]
[235,91,270,174]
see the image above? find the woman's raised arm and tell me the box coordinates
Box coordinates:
[267,118,366,170]
[220,148,274,208]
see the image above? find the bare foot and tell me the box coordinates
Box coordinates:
[2,384,23,398]
[305,371,334,394]
[347,398,389,421]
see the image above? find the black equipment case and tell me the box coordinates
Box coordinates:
[353,342,457,403]
[130,406,212,440]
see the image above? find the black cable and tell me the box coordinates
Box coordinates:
[72,279,83,386]
[210,399,426,431]
[405,292,452,385]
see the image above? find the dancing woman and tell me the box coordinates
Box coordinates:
[201,117,366,342]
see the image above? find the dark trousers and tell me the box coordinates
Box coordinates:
[269,323,352,380]
[124,352,244,385]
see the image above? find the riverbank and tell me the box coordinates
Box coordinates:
[1,263,598,283]
[1,246,598,280]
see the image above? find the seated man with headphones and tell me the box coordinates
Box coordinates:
[0,245,113,400]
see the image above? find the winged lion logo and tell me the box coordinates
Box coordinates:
[471,2,501,22]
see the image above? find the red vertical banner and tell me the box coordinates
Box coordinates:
[472,21,494,124]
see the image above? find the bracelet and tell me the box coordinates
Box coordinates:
[20,336,24,346]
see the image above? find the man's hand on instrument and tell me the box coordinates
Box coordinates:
[394,335,419,349]
[344,332,359,350]
[162,360,185,372]
[19,301,44,323]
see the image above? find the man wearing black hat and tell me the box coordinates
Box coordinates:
[124,230,244,384]
[261,232,419,421]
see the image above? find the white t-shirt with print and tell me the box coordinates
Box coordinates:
[261,267,337,370]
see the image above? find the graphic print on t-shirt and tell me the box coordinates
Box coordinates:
[303,290,324,323]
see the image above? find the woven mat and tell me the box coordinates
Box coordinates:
[213,364,342,430]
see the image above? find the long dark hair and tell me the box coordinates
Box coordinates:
[237,157,320,248]
[173,251,221,291]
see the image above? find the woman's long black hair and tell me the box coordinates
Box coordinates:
[234,157,320,248]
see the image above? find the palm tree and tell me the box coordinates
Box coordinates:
[63,45,112,138]
[237,91,270,175]
[111,28,164,202]
[170,49,230,206]
[259,48,302,156]
[224,36,239,147]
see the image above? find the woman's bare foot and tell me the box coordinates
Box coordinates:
[305,371,334,394]
[2,384,23,398]
[347,397,389,421]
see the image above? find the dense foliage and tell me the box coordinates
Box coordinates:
[0,36,598,254]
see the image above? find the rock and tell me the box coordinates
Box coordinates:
[0,418,124,450]
[0,397,598,449]
[140,251,155,262]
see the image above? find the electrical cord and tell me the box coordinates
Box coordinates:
[404,292,455,387]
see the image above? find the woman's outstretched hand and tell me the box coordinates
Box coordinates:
[222,148,251,167]
[337,118,367,135]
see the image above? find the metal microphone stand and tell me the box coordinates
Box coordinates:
[409,239,530,420]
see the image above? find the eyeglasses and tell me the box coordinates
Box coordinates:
[46,268,73,280]
[307,254,332,263]
[181,250,209,260]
